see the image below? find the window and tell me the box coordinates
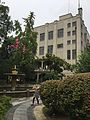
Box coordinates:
[81,41,83,46]
[48,45,53,54]
[81,24,83,29]
[48,31,53,40]
[67,50,71,60]
[40,33,45,41]
[67,23,71,28]
[72,21,77,27]
[81,32,83,38]
[84,33,87,41]
[67,40,71,45]
[57,28,64,38]
[67,31,71,36]
[72,49,76,59]
[72,30,76,35]
[57,43,63,48]
[72,40,76,44]
[39,46,44,55]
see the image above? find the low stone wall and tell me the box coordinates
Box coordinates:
[0,90,34,98]
[0,84,33,91]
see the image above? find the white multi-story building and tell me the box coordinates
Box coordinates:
[34,8,90,65]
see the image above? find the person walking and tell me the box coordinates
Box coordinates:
[31,85,40,105]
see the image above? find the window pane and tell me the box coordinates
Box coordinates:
[40,33,45,41]
[67,50,71,60]
[39,46,44,55]
[72,30,76,35]
[72,49,76,59]
[72,21,77,27]
[48,31,53,40]
[48,45,53,54]
[67,40,71,45]
[72,40,76,44]
[67,23,71,28]
[67,31,71,36]
[57,28,64,38]
[57,43,63,48]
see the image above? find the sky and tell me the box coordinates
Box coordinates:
[1,0,90,33]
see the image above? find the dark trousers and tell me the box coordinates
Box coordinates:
[32,97,39,104]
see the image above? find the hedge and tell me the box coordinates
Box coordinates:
[0,96,11,120]
[40,73,90,120]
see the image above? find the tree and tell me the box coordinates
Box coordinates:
[76,49,90,72]
[8,12,37,81]
[0,11,37,82]
[0,4,13,38]
[0,4,13,80]
[35,54,70,81]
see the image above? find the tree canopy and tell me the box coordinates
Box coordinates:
[0,5,38,81]
[0,4,13,38]
[76,49,90,72]
[35,54,70,80]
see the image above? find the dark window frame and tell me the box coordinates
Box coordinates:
[67,31,71,36]
[67,40,71,45]
[72,39,76,44]
[72,30,76,35]
[67,50,71,60]
[39,46,44,55]
[57,28,64,38]
[67,23,71,28]
[48,31,53,40]
[72,21,77,27]
[57,43,63,48]
[40,33,45,41]
[72,49,76,59]
[48,45,53,54]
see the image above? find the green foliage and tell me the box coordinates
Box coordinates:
[0,4,13,38]
[45,54,63,72]
[76,49,90,72]
[43,71,60,80]
[40,80,62,114]
[0,11,37,81]
[40,73,90,120]
[0,96,11,120]
[35,54,70,81]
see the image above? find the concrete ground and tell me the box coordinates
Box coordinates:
[5,97,46,120]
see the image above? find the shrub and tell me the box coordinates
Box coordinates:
[40,73,90,120]
[0,96,11,120]
[40,80,62,114]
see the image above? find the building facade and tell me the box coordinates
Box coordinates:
[34,8,90,65]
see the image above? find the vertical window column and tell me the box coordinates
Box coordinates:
[48,31,53,40]
[57,28,64,38]
[40,33,45,41]
[67,50,71,60]
[48,45,53,54]
[39,46,44,55]
[72,49,76,59]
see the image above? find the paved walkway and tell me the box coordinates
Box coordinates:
[6,97,42,120]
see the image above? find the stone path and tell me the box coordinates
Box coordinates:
[6,97,42,120]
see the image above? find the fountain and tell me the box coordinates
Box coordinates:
[0,65,35,98]
[4,65,25,91]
